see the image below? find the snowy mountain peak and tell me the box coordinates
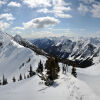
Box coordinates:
[32,36,100,66]
[14,34,48,56]
[14,34,22,42]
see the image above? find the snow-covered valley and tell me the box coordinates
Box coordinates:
[0,31,100,100]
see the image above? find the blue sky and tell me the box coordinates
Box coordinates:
[0,0,100,38]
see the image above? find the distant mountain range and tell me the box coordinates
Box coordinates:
[1,30,99,68]
[31,36,100,67]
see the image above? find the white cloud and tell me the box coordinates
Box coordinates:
[0,0,7,7]
[0,21,10,31]
[8,1,21,7]
[13,17,60,31]
[23,17,60,29]
[52,0,71,6]
[23,0,51,8]
[37,3,72,18]
[80,0,95,4]
[55,13,72,18]
[0,13,15,21]
[17,29,74,39]
[27,31,56,39]
[23,0,72,18]
[95,31,100,35]
[13,27,24,30]
[91,3,100,18]
[53,6,71,12]
[37,8,52,13]
[54,0,72,18]
[37,6,71,14]
[78,3,89,14]
[78,1,100,18]
[53,6,72,18]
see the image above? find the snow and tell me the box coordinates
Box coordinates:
[77,63,100,98]
[33,36,100,64]
[0,72,99,100]
[0,32,100,100]
[0,32,46,81]
[14,34,22,42]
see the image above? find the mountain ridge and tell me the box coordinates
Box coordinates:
[0,31,47,79]
[32,36,100,66]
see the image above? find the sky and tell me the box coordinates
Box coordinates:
[0,0,100,38]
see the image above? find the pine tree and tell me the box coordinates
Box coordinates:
[2,75,8,85]
[66,64,68,72]
[29,65,35,77]
[12,76,16,82]
[71,62,77,78]
[24,74,26,79]
[0,80,1,85]
[62,64,66,74]
[19,74,23,81]
[3,74,5,84]
[26,58,31,63]
[36,60,43,73]
[71,66,77,77]
[45,57,60,81]
[27,75,30,78]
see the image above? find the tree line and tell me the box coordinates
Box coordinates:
[0,57,77,86]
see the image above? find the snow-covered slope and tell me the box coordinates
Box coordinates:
[32,36,100,65]
[0,32,100,100]
[14,34,48,56]
[0,31,46,80]
[77,63,100,99]
[0,67,99,100]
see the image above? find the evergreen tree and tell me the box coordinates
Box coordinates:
[45,57,60,81]
[29,65,36,77]
[19,74,23,81]
[12,76,16,82]
[71,62,77,78]
[66,64,68,72]
[0,80,1,85]
[36,60,43,73]
[62,64,66,74]
[26,58,31,63]
[27,75,30,78]
[2,75,8,85]
[24,74,26,79]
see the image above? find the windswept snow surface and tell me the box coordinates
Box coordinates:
[0,73,99,100]
[77,63,100,99]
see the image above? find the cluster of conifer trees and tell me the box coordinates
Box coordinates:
[36,57,60,86]
[0,57,77,86]
[0,75,8,85]
[0,65,36,85]
[36,57,77,86]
